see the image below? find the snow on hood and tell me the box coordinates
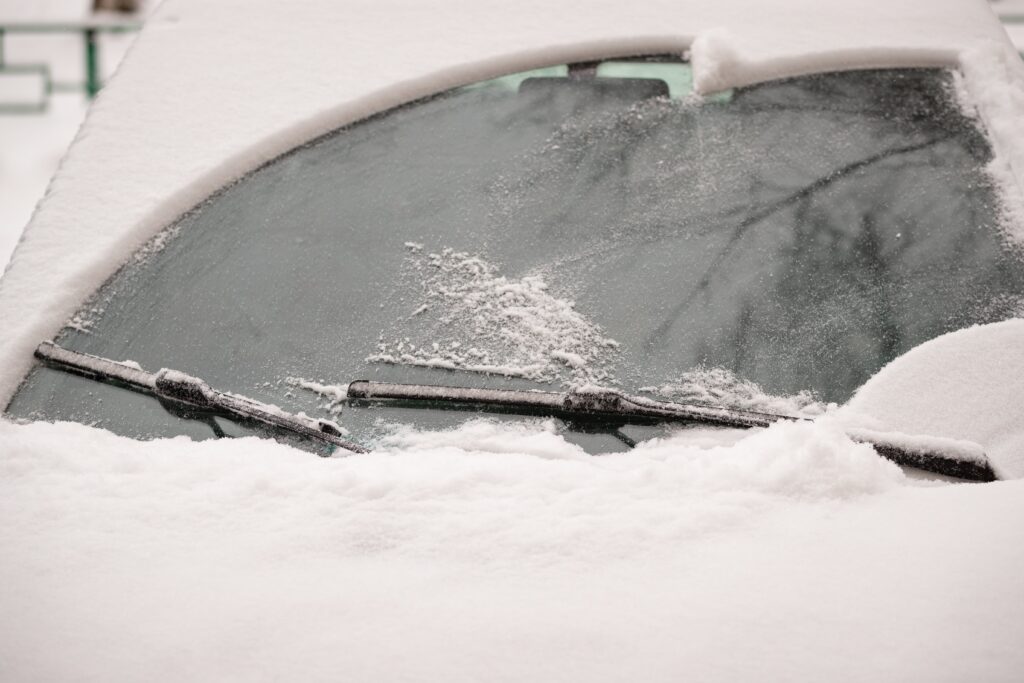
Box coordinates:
[0,0,1020,407]
[3,416,1024,680]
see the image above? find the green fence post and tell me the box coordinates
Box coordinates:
[84,27,99,97]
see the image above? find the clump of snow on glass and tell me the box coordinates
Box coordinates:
[641,366,830,417]
[368,244,619,385]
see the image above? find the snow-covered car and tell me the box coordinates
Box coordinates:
[2,0,1024,680]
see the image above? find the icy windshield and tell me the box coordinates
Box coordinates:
[8,59,1024,452]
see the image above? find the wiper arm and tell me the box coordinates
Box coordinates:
[34,341,368,454]
[347,380,779,428]
[347,380,998,482]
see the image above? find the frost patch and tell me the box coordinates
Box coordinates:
[641,367,829,417]
[368,246,619,385]
[130,225,181,265]
[60,225,181,334]
[66,305,104,333]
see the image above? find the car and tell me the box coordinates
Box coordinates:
[2,0,1024,680]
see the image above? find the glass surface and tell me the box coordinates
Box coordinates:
[8,62,1024,452]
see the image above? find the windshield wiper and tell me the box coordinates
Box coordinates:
[32,342,998,481]
[34,341,368,454]
[346,380,999,482]
[347,380,780,428]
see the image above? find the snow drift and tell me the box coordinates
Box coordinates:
[3,416,1024,682]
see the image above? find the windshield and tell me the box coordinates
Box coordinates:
[7,59,1024,452]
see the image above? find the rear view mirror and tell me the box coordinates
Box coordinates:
[518,76,669,116]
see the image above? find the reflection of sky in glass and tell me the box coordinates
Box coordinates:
[459,65,568,91]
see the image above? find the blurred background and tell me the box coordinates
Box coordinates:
[1,0,1023,270]
[0,0,155,269]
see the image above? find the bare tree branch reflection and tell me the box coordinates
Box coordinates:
[485,69,1023,401]
[642,135,952,352]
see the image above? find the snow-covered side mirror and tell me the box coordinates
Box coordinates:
[840,320,1024,480]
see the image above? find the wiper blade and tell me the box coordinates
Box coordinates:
[34,341,368,454]
[347,380,779,428]
[346,380,998,482]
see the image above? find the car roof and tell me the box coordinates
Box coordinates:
[0,0,1018,403]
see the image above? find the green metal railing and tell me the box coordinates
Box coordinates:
[0,20,141,114]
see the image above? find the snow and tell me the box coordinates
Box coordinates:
[3,0,1024,678]
[3,416,1024,681]
[842,319,1024,479]
[641,366,829,417]
[289,378,348,402]
[957,43,1024,243]
[844,427,990,468]
[370,246,619,385]
[1003,22,1024,49]
[289,378,348,414]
